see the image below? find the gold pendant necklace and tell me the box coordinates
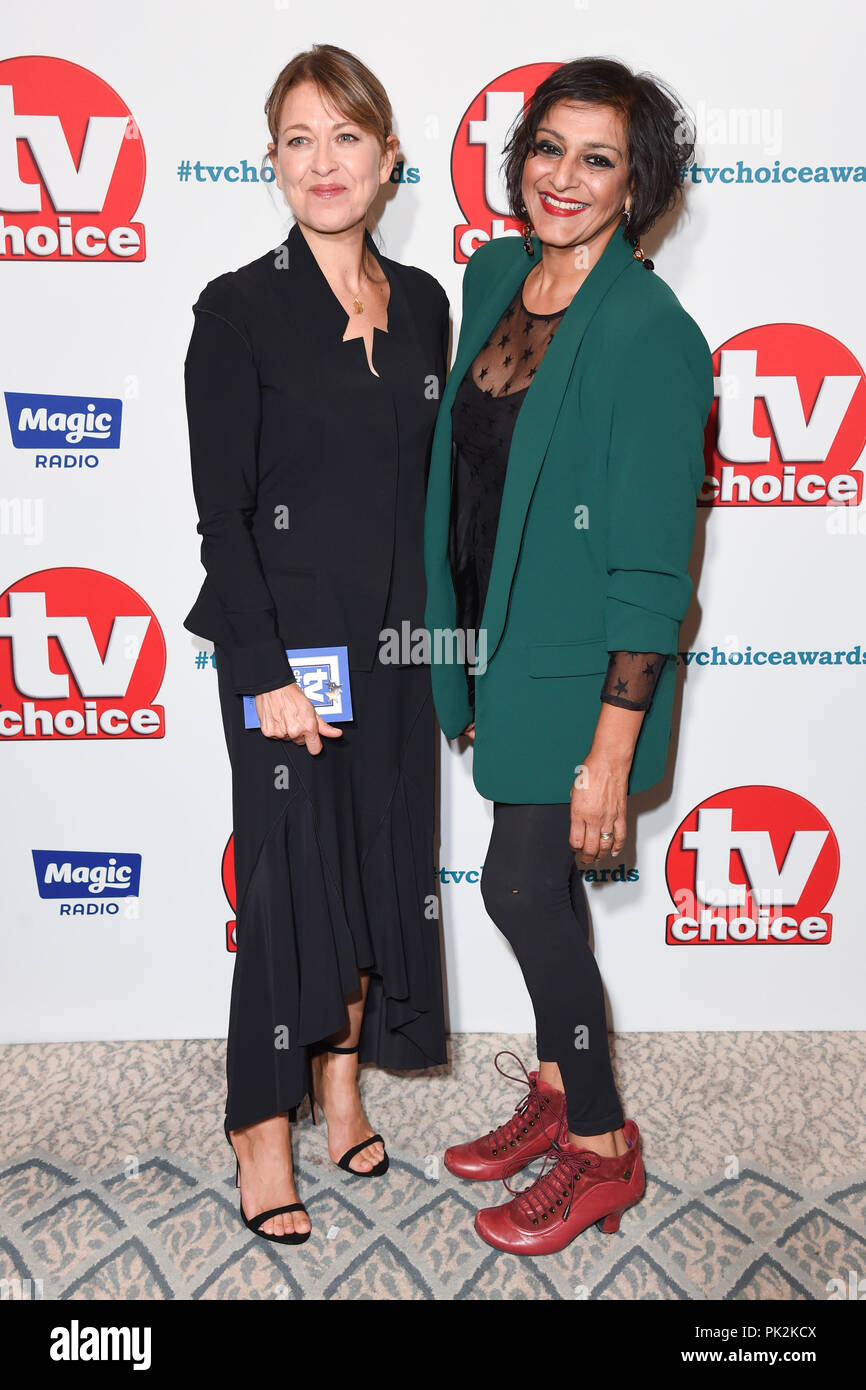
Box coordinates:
[352,248,376,313]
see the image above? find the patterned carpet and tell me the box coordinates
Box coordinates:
[1,1032,864,1300]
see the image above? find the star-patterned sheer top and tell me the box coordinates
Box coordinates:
[448,275,665,716]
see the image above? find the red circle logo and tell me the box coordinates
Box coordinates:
[0,55,146,261]
[222,834,237,952]
[0,567,165,739]
[451,62,560,262]
[665,785,839,944]
[704,323,866,506]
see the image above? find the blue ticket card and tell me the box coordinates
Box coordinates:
[243,646,353,728]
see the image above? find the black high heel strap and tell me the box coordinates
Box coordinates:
[243,1199,312,1245]
[338,1134,387,1173]
[247,1202,308,1228]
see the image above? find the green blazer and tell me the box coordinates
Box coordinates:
[423,226,714,803]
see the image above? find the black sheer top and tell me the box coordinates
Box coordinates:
[448,278,665,717]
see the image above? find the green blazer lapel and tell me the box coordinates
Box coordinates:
[439,240,538,419]
[425,236,538,636]
[481,229,636,663]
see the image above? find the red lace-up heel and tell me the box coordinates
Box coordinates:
[473,1118,646,1255]
[444,1051,568,1182]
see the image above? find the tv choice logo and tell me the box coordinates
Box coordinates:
[665,785,839,945]
[0,55,146,262]
[222,835,236,952]
[0,568,165,740]
[32,850,141,914]
[451,62,560,263]
[5,392,122,467]
[705,324,866,506]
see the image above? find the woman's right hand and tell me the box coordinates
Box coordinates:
[254,683,343,753]
[461,722,475,741]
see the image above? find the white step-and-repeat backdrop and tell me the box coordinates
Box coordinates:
[2,0,863,1042]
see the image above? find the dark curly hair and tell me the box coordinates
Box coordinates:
[502,57,695,240]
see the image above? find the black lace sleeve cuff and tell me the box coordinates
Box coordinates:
[600,652,665,711]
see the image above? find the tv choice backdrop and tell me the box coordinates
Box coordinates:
[0,1,864,1044]
[0,567,165,740]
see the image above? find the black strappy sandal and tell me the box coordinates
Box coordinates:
[310,1043,389,1177]
[224,1115,311,1245]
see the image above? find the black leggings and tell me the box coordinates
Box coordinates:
[481,802,625,1135]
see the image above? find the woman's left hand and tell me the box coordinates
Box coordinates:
[570,751,629,864]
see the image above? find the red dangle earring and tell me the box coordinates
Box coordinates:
[631,239,654,271]
[522,219,534,256]
[622,207,654,270]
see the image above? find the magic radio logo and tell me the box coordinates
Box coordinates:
[32,849,142,916]
[451,62,559,263]
[665,785,839,945]
[0,567,165,739]
[704,324,866,506]
[5,391,123,467]
[0,55,146,261]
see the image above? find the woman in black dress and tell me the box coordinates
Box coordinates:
[183,45,449,1243]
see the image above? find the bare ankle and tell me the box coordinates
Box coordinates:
[612,1127,630,1157]
[536,1061,564,1092]
[230,1111,291,1152]
[568,1129,619,1157]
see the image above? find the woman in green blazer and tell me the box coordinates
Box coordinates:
[424,58,714,1255]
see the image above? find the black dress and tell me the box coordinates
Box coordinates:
[183,223,450,1133]
[448,279,665,719]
